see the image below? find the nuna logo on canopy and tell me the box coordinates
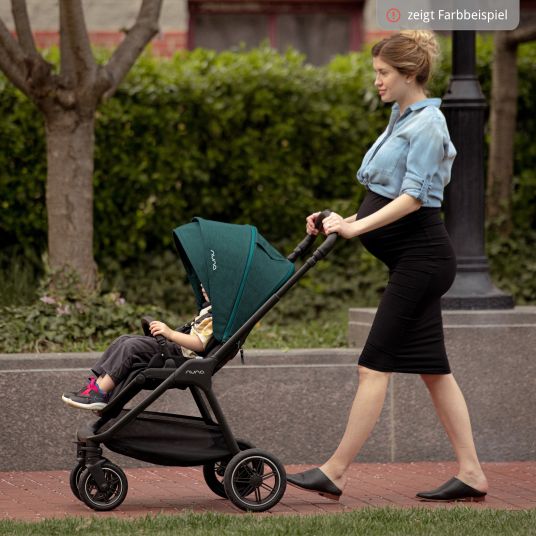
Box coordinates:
[210,249,217,271]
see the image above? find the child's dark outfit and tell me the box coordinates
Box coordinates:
[92,305,213,384]
[62,306,213,410]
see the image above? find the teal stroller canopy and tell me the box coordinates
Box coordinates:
[173,218,295,342]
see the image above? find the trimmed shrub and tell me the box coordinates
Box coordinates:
[0,38,535,328]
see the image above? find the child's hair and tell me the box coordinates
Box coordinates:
[371,30,440,88]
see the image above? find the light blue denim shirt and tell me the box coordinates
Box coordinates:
[356,98,456,207]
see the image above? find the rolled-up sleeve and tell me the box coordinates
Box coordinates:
[399,119,446,204]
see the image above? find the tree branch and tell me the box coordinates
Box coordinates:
[59,0,96,86]
[0,15,26,65]
[0,16,31,95]
[58,0,76,88]
[100,0,163,99]
[506,19,536,45]
[11,0,38,57]
[0,44,30,96]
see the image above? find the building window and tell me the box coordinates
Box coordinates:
[188,1,365,64]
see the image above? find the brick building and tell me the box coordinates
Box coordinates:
[0,0,385,62]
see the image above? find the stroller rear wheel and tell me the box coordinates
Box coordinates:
[223,448,286,512]
[203,439,255,498]
[77,461,128,511]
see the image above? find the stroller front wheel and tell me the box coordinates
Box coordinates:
[203,460,228,499]
[223,448,286,512]
[77,461,128,511]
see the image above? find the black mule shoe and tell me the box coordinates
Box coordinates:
[286,468,342,501]
[416,477,487,502]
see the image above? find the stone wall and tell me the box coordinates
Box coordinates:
[1,332,534,472]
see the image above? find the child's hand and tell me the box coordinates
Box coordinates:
[149,320,172,340]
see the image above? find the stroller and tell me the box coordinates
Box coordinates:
[69,212,337,513]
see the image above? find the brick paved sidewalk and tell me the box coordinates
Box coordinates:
[1,462,535,521]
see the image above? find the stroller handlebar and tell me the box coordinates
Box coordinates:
[287,209,337,263]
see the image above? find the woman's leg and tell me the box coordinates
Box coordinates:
[420,373,488,492]
[319,366,392,491]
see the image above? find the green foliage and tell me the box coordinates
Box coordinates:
[5,39,535,263]
[0,247,42,306]
[487,224,536,303]
[0,263,184,353]
[0,38,535,341]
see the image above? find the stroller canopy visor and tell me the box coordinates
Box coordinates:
[173,218,295,342]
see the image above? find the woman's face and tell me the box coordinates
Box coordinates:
[373,56,411,104]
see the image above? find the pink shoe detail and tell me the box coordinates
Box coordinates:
[80,377,99,396]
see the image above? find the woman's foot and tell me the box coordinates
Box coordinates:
[318,463,347,493]
[455,470,488,494]
[416,476,487,502]
[286,467,343,501]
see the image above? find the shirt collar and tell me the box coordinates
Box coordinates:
[392,98,442,116]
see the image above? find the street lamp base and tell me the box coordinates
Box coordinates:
[441,294,515,310]
[442,269,514,310]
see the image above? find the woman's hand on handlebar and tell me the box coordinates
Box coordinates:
[322,212,355,239]
[306,212,321,236]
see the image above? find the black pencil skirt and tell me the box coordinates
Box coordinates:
[357,191,456,374]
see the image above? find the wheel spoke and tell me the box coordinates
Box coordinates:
[242,464,256,477]
[260,482,274,492]
[239,484,255,497]
[261,471,275,481]
[254,487,262,503]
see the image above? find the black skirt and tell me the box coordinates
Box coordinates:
[357,191,456,374]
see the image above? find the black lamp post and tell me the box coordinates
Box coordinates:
[441,31,514,309]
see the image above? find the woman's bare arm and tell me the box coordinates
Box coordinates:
[321,194,422,239]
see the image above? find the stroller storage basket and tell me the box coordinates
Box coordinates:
[100,410,231,466]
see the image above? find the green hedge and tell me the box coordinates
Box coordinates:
[0,39,535,309]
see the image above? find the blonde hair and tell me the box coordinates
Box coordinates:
[371,30,440,87]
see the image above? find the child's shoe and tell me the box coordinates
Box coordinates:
[62,377,109,410]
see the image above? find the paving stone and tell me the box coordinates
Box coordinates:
[0,462,533,520]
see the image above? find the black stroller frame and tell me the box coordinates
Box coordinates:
[70,212,337,512]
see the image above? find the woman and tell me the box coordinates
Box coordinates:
[287,30,488,503]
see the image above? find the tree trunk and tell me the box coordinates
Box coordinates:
[45,109,97,290]
[486,32,518,231]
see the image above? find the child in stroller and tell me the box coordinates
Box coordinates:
[62,285,212,411]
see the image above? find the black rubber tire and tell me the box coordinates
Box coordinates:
[69,462,85,501]
[223,448,286,512]
[203,460,228,499]
[77,462,128,511]
[203,439,255,499]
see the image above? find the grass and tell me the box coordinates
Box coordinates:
[0,508,535,536]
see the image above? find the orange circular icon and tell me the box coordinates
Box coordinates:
[386,8,401,23]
